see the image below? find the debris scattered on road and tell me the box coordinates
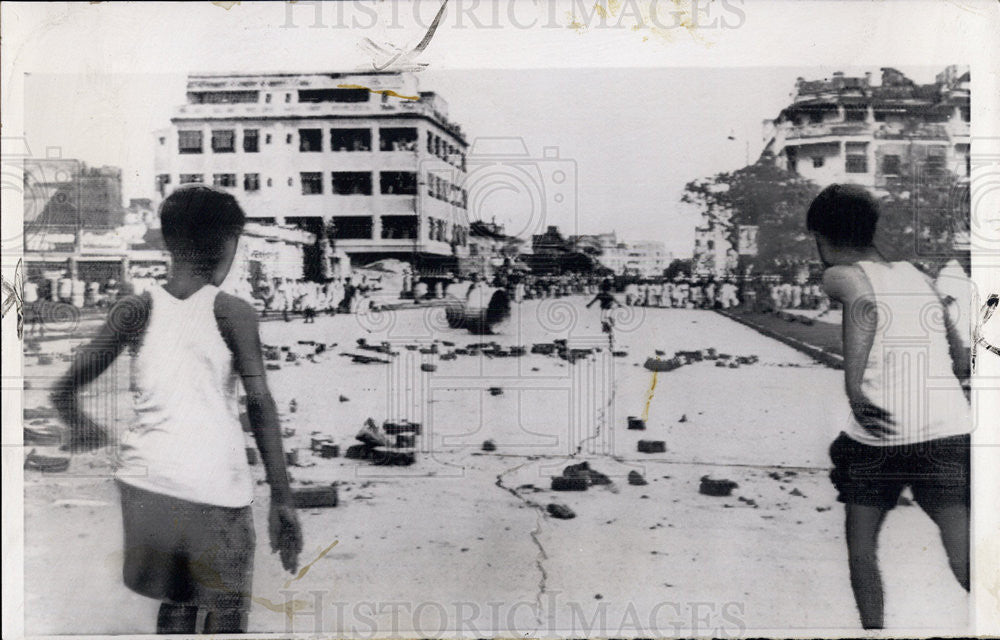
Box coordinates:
[547,503,576,519]
[699,476,738,497]
[292,484,338,508]
[627,416,646,430]
[628,470,648,486]
[482,439,497,452]
[637,440,667,454]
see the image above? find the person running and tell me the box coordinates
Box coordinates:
[807,184,971,630]
[51,185,302,634]
[587,279,622,348]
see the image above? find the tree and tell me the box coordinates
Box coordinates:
[681,158,822,274]
[663,258,692,280]
[875,154,969,272]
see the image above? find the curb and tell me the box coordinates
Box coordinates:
[715,309,844,370]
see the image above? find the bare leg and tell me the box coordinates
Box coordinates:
[156,603,198,634]
[921,503,970,591]
[845,503,891,629]
[203,608,248,633]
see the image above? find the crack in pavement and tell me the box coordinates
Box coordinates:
[575,355,618,455]
[495,460,549,626]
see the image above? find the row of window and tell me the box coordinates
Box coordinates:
[793,144,950,175]
[426,131,464,170]
[325,215,468,246]
[160,170,469,203]
[790,107,969,127]
[176,127,461,161]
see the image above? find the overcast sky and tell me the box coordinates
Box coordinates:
[14,2,956,258]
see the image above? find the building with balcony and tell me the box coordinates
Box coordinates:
[761,66,970,192]
[153,71,470,275]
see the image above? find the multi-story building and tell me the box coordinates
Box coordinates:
[761,66,970,192]
[570,232,670,278]
[695,66,971,277]
[153,71,470,274]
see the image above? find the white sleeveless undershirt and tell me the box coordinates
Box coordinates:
[846,261,972,446]
[116,284,254,507]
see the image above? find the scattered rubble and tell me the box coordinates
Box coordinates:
[637,440,666,454]
[699,476,738,497]
[628,470,648,486]
[547,503,576,519]
[627,416,646,430]
[292,484,338,508]
[562,461,612,486]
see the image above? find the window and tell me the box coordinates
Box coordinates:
[211,130,236,153]
[188,90,259,104]
[179,174,204,184]
[158,136,166,145]
[379,127,418,152]
[427,131,434,154]
[381,215,418,240]
[812,157,825,168]
[300,172,323,195]
[266,178,273,187]
[244,173,260,191]
[330,216,373,239]
[299,129,323,152]
[286,133,293,144]
[846,155,868,173]
[213,173,237,187]
[331,172,372,195]
[178,130,203,154]
[265,133,272,144]
[426,217,437,240]
[926,145,947,175]
[285,93,291,103]
[808,110,824,124]
[155,174,170,197]
[298,88,370,103]
[844,106,867,122]
[265,93,272,103]
[331,128,371,151]
[882,154,901,176]
[845,143,868,173]
[244,129,259,153]
[380,171,417,195]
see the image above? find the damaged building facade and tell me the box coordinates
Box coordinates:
[153,71,471,281]
[693,66,971,277]
[762,66,970,191]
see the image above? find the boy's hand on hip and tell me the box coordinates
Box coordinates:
[850,400,897,440]
[269,502,303,574]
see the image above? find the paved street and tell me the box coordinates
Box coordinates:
[22,296,968,635]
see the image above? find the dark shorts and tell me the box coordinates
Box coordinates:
[117,480,256,610]
[829,432,970,511]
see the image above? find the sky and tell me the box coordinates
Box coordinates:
[12,2,961,259]
[23,65,948,259]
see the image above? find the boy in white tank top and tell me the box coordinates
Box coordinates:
[52,185,302,633]
[807,184,971,630]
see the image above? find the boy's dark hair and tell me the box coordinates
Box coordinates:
[806,183,880,248]
[160,185,246,264]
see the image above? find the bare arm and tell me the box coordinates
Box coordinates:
[823,266,896,438]
[51,294,150,451]
[216,293,302,572]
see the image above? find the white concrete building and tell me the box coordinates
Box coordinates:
[153,71,470,272]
